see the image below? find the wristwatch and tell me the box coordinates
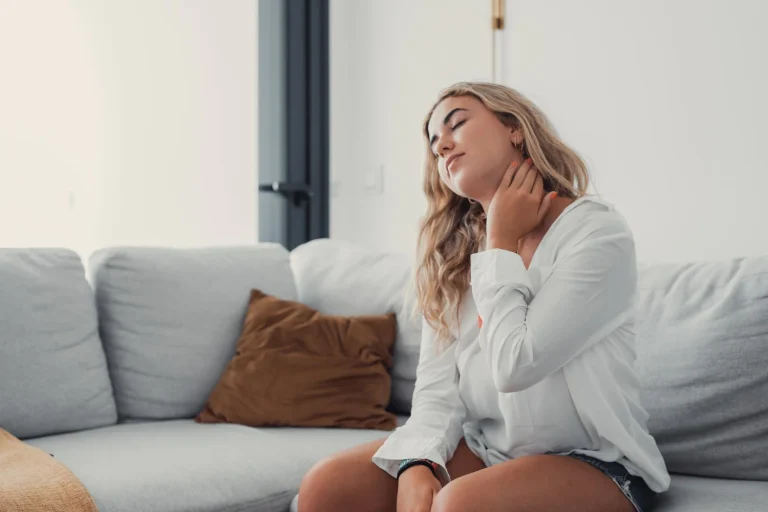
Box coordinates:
[396,458,440,479]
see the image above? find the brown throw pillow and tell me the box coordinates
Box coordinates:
[196,289,398,430]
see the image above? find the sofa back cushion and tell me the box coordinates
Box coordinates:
[290,239,421,414]
[0,249,117,439]
[90,244,297,420]
[636,256,768,480]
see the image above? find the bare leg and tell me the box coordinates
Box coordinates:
[298,438,485,512]
[432,454,636,512]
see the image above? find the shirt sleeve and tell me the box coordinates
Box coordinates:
[470,218,637,393]
[372,319,466,483]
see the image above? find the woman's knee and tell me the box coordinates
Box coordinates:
[298,439,392,512]
[431,478,473,512]
[298,455,350,512]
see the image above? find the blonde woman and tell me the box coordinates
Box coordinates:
[298,82,670,512]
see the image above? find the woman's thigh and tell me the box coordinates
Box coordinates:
[298,438,395,512]
[297,437,485,512]
[432,454,636,512]
[446,438,487,480]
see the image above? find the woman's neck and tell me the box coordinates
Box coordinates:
[513,195,575,267]
[531,195,574,239]
[477,194,575,248]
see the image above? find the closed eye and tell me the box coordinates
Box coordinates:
[431,120,468,157]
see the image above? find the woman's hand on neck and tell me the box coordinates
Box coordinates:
[480,191,573,263]
[531,195,573,237]
[481,159,557,252]
[509,195,574,267]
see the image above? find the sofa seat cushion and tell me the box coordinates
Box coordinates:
[26,419,403,512]
[656,474,768,512]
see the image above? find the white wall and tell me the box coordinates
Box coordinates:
[329,0,493,256]
[501,0,768,263]
[0,0,258,259]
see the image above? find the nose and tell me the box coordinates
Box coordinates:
[436,133,454,157]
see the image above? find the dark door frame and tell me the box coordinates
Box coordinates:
[258,0,329,251]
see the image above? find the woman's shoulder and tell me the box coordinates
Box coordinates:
[575,194,632,227]
[551,196,635,255]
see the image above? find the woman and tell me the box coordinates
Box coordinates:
[298,82,670,512]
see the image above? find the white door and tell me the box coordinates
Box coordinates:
[499,0,768,262]
[329,0,495,255]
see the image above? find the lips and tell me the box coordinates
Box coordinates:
[446,153,464,173]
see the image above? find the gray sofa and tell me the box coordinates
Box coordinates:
[1,239,766,512]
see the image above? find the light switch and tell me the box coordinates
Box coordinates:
[364,166,384,195]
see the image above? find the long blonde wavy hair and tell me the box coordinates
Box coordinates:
[415,82,590,345]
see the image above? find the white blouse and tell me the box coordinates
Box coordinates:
[372,196,671,493]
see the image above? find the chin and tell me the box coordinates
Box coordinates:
[450,169,491,201]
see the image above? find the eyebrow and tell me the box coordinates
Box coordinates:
[429,107,468,151]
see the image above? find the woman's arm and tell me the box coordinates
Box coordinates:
[472,216,637,393]
[372,320,466,484]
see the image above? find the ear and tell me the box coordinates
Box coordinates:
[509,128,524,147]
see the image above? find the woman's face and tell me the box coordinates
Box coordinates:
[426,95,523,204]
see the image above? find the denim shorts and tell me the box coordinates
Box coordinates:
[562,453,657,512]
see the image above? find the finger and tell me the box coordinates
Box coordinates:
[536,191,557,225]
[499,160,519,190]
[522,164,538,192]
[511,158,532,188]
[532,173,544,198]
